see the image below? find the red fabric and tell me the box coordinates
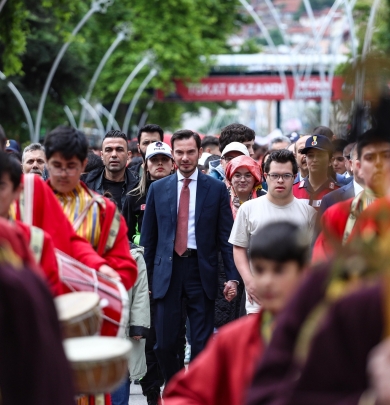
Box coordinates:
[175,179,191,256]
[293,179,340,211]
[225,156,262,186]
[312,198,352,263]
[0,218,42,277]
[15,175,107,270]
[163,312,264,405]
[15,221,63,296]
[350,197,390,240]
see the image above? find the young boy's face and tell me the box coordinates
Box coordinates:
[252,258,304,316]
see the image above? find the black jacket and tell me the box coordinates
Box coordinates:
[81,166,139,211]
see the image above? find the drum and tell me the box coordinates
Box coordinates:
[55,292,101,338]
[56,250,129,338]
[64,336,132,395]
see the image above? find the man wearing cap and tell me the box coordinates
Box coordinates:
[293,135,340,210]
[293,135,311,185]
[5,139,22,161]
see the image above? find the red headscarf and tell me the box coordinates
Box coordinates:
[225,155,262,186]
[225,156,263,219]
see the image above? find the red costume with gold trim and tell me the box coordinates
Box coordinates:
[15,221,63,296]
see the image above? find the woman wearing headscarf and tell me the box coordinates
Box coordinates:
[225,155,266,219]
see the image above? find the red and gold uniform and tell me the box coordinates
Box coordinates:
[51,181,137,291]
[293,177,339,210]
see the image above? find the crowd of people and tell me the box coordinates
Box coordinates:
[1,103,390,405]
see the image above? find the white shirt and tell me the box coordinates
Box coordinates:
[177,169,198,249]
[353,180,364,196]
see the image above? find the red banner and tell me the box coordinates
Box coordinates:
[161,76,344,101]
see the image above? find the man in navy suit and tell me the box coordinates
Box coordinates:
[140,130,240,384]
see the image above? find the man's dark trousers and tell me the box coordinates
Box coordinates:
[154,253,214,383]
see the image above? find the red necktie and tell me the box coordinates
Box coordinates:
[175,178,191,256]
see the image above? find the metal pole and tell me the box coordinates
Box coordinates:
[34,0,114,142]
[106,54,150,132]
[0,71,35,142]
[79,26,130,129]
[96,104,121,130]
[122,68,158,135]
[138,98,155,129]
[276,100,281,129]
[63,106,78,128]
[0,0,8,13]
[79,97,105,139]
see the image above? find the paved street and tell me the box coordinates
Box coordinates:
[129,381,147,405]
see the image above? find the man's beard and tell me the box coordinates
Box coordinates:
[140,150,146,162]
[30,169,43,176]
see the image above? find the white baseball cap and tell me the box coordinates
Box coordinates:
[221,142,250,158]
[145,141,173,160]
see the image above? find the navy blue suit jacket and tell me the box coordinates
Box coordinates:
[319,180,355,217]
[140,171,239,301]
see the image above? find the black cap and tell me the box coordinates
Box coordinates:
[301,135,333,155]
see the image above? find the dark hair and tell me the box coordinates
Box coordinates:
[204,154,221,170]
[357,129,390,159]
[249,221,310,268]
[128,140,139,155]
[332,139,348,154]
[264,149,298,175]
[171,129,201,150]
[201,135,219,149]
[137,124,164,144]
[45,126,88,162]
[313,126,334,140]
[219,123,255,153]
[0,151,22,190]
[0,125,5,151]
[102,130,128,150]
[84,152,104,173]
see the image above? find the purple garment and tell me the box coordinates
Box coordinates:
[246,263,383,405]
[0,262,75,405]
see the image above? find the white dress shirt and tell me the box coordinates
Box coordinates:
[353,180,364,196]
[177,169,198,249]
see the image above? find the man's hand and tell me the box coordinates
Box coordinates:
[223,280,238,302]
[98,264,121,282]
[131,336,142,341]
[244,278,262,306]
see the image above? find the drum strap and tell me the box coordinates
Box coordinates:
[342,190,376,245]
[73,194,103,233]
[20,173,35,225]
[29,226,44,263]
[104,208,121,253]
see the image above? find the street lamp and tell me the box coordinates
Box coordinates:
[34,0,114,142]
[106,52,152,132]
[79,24,131,129]
[122,68,158,135]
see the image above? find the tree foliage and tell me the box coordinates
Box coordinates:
[0,0,242,141]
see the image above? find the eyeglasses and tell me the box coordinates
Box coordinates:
[332,156,346,163]
[49,165,79,177]
[232,173,253,180]
[266,173,294,181]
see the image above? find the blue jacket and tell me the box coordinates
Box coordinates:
[140,171,239,301]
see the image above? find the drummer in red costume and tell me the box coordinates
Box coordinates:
[313,129,390,262]
[0,152,62,295]
[293,135,340,210]
[43,126,137,293]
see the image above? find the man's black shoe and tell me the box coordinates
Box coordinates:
[146,388,160,405]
